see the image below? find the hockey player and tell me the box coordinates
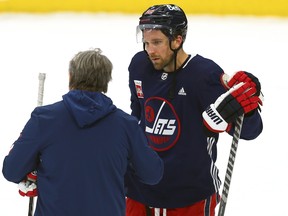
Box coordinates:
[2,48,163,216]
[125,4,263,216]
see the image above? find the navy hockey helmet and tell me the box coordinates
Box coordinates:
[137,4,188,43]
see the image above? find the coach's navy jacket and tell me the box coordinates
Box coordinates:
[3,90,163,216]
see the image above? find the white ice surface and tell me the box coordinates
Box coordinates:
[0,13,287,215]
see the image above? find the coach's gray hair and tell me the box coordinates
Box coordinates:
[69,48,112,93]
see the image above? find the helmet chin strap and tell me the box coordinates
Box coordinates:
[168,40,183,100]
[142,38,183,100]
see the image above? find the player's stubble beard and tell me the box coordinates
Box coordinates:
[150,52,175,72]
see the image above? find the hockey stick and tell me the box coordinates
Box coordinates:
[28,73,46,216]
[218,114,244,216]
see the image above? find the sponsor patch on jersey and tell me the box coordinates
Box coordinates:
[134,80,144,98]
[144,97,181,151]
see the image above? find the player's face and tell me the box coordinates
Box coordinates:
[143,29,175,72]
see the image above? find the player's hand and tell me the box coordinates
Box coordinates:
[222,71,264,112]
[225,71,261,97]
[202,82,262,134]
[18,171,38,197]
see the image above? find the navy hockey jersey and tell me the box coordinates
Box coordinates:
[125,51,263,208]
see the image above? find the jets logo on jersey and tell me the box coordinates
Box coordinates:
[144,97,181,151]
[134,80,144,98]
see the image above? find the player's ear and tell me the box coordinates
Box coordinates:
[172,35,183,50]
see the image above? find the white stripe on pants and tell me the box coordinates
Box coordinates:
[154,208,167,216]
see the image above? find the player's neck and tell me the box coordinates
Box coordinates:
[176,50,189,69]
[165,50,189,72]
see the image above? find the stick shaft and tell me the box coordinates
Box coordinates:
[28,73,46,216]
[37,73,46,107]
[218,114,244,216]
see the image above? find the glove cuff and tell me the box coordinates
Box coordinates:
[27,171,37,182]
[202,104,228,133]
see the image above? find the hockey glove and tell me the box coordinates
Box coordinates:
[222,71,263,113]
[202,82,262,134]
[18,171,38,197]
[225,71,261,97]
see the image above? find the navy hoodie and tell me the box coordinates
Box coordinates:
[3,90,163,216]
